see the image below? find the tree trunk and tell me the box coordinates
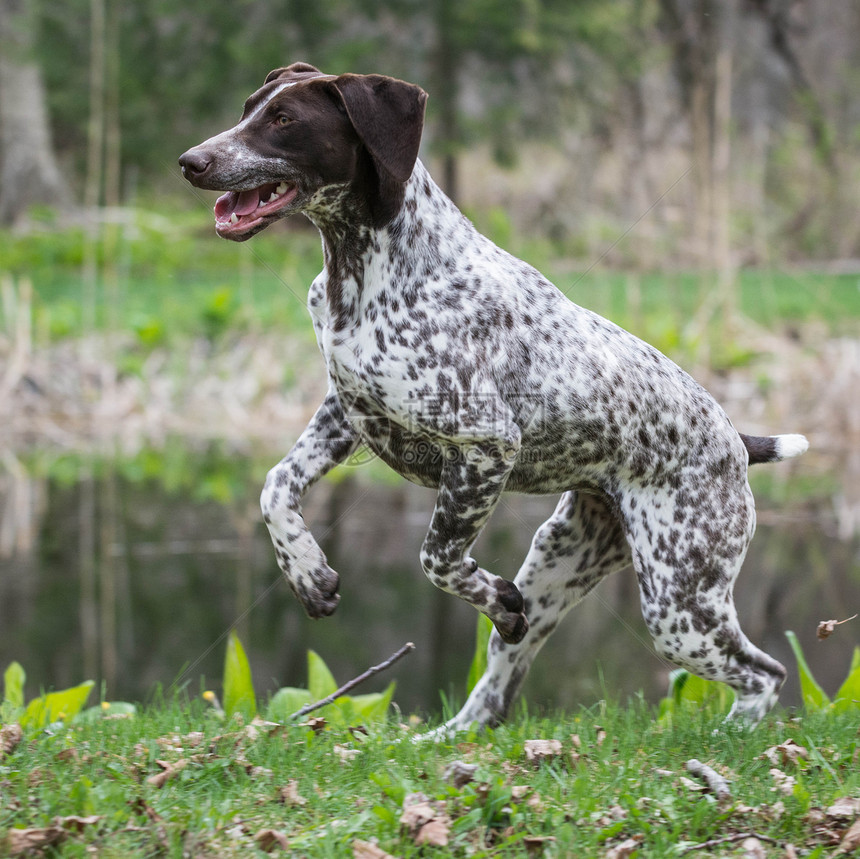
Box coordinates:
[0,0,69,225]
[431,0,460,203]
[712,1,736,318]
[658,0,718,264]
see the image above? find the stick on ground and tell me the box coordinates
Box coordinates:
[290,642,416,720]
[680,832,782,854]
[685,758,732,802]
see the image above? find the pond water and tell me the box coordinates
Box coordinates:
[1,456,858,719]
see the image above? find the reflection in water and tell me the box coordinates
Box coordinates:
[1,460,858,718]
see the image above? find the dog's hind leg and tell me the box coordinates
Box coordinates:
[622,483,786,726]
[439,490,632,733]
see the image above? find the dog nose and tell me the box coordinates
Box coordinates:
[178,149,211,181]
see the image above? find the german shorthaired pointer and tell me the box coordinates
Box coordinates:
[179,63,808,732]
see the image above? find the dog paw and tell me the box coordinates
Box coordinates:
[494,611,529,645]
[294,565,341,618]
[495,578,524,613]
[489,579,528,644]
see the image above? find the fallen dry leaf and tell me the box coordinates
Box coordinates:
[146,758,188,788]
[741,837,767,859]
[399,793,436,830]
[511,785,544,812]
[769,768,797,796]
[225,822,251,840]
[501,759,527,779]
[5,814,97,856]
[524,739,562,763]
[415,816,450,847]
[0,724,23,759]
[763,739,809,767]
[527,791,545,811]
[443,760,477,788]
[524,835,556,856]
[766,800,787,820]
[278,779,307,807]
[400,792,450,847]
[837,819,860,854]
[605,836,641,858]
[56,815,101,832]
[55,747,78,763]
[804,808,826,825]
[592,805,628,828]
[254,828,289,852]
[353,839,397,859]
[5,825,66,856]
[156,732,187,752]
[473,781,491,804]
[680,776,706,793]
[128,796,160,817]
[333,743,360,763]
[817,614,857,640]
[247,764,273,779]
[126,798,169,850]
[826,797,860,820]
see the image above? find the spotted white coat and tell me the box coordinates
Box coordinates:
[179,63,808,733]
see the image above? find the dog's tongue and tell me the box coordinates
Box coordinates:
[233,189,262,216]
[214,189,261,220]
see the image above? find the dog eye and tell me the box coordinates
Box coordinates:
[276,114,292,127]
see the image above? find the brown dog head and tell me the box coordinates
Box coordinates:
[179,63,427,239]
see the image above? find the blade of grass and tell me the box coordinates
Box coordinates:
[785,630,830,710]
[223,630,256,721]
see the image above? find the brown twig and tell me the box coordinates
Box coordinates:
[685,759,731,802]
[680,832,782,854]
[290,642,415,720]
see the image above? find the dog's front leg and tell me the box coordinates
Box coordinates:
[261,391,359,618]
[419,434,528,645]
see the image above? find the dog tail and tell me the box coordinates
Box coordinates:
[740,433,809,465]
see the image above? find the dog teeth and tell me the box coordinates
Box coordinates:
[229,213,239,224]
[260,183,290,206]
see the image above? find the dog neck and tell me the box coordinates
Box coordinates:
[309,161,475,331]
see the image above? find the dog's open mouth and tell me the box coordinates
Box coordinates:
[213,181,298,238]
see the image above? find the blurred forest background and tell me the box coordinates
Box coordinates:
[3,0,860,258]
[0,0,858,714]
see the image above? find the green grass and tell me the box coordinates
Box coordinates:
[2,213,859,352]
[0,211,322,345]
[551,268,860,333]
[2,698,859,857]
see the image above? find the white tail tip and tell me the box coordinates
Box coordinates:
[774,434,809,460]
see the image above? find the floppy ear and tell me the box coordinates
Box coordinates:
[329,74,427,185]
[264,62,324,85]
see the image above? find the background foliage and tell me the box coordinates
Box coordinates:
[3,0,859,262]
